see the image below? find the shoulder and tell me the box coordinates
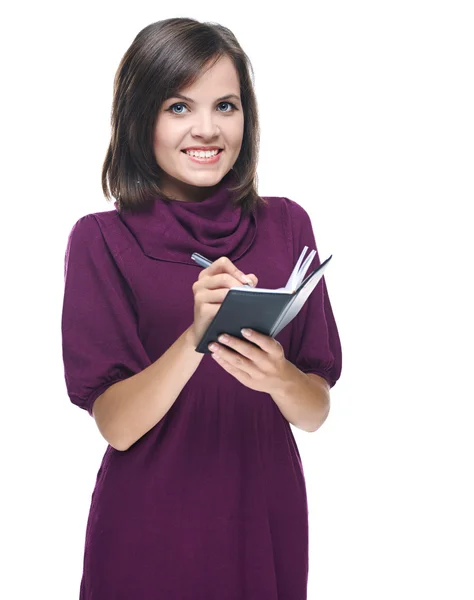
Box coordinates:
[67,209,117,238]
[65,210,122,254]
[260,194,311,225]
[64,210,122,272]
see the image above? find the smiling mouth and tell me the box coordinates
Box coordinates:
[181,149,223,154]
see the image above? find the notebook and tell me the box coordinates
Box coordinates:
[195,246,332,353]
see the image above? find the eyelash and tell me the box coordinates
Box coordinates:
[166,101,238,115]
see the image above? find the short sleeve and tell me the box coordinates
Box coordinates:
[285,200,342,388]
[61,215,152,416]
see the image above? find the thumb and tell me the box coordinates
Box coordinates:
[246,273,258,288]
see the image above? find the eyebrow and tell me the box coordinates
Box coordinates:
[168,93,241,104]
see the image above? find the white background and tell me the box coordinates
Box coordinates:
[2,1,473,598]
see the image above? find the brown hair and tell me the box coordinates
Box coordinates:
[101,18,267,216]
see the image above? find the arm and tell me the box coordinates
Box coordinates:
[93,325,203,451]
[270,362,330,433]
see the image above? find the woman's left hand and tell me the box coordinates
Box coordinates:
[207,328,292,394]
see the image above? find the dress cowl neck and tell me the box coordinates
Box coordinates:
[115,170,257,265]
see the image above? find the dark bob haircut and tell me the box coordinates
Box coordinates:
[101,18,267,216]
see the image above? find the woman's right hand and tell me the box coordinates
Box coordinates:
[189,256,258,347]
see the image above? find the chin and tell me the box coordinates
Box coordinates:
[184,172,225,186]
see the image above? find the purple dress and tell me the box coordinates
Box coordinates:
[61,171,342,599]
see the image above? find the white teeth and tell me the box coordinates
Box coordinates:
[186,149,219,158]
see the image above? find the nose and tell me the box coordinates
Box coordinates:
[190,111,220,139]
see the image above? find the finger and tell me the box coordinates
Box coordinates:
[211,352,252,381]
[198,273,246,291]
[210,344,260,380]
[245,273,258,287]
[210,333,261,362]
[241,329,283,356]
[202,256,252,285]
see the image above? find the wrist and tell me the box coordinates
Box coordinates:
[183,325,198,350]
[271,359,303,398]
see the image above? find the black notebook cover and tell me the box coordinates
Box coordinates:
[195,254,332,353]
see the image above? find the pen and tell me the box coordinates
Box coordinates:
[191,253,253,288]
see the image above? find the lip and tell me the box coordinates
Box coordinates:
[183,149,223,164]
[182,146,223,151]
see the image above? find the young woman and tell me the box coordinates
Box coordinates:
[61,17,342,599]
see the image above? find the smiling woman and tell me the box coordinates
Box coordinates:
[101,18,263,214]
[62,15,342,600]
[153,55,245,202]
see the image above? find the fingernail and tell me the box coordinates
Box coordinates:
[241,275,252,285]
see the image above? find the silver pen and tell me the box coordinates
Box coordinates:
[191,253,253,288]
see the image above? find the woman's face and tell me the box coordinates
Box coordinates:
[153,55,245,202]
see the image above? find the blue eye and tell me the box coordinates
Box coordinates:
[166,101,238,115]
[218,102,238,112]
